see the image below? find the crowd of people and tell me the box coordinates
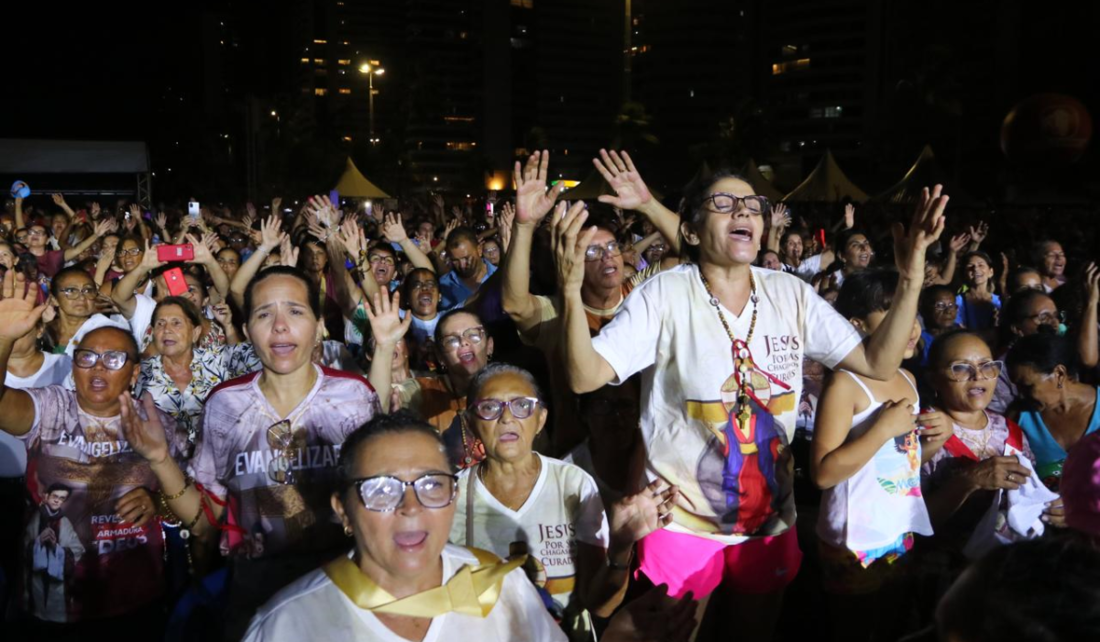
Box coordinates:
[0,148,1098,642]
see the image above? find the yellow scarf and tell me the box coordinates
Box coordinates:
[323,548,525,619]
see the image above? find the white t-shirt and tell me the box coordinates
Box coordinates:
[592,264,861,544]
[0,353,73,477]
[792,253,824,281]
[127,293,157,350]
[450,455,609,612]
[241,544,566,642]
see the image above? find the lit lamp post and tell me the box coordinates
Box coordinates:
[358,61,385,144]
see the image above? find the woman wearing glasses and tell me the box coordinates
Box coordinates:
[451,363,677,639]
[120,266,407,639]
[242,411,567,642]
[396,310,495,468]
[43,266,126,357]
[0,271,182,631]
[1007,333,1100,491]
[559,168,946,641]
[919,332,1057,557]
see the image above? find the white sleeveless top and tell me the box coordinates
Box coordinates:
[816,370,933,561]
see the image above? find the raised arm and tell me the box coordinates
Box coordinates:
[63,218,113,262]
[381,213,435,272]
[188,233,230,303]
[363,290,412,413]
[838,186,948,380]
[594,149,681,254]
[966,221,988,253]
[111,240,165,319]
[230,215,284,310]
[0,272,48,437]
[503,151,567,334]
[766,203,791,254]
[14,196,25,231]
[932,232,970,286]
[1078,263,1099,368]
[556,201,617,393]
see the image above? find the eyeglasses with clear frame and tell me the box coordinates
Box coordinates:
[703,193,769,215]
[351,473,459,512]
[584,241,623,262]
[58,286,98,300]
[944,360,1003,382]
[473,396,541,421]
[440,327,486,351]
[73,349,130,371]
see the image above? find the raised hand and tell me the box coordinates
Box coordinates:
[119,391,170,465]
[499,201,515,254]
[1085,262,1100,308]
[844,203,856,229]
[610,479,679,548]
[381,213,408,243]
[892,185,948,283]
[306,195,339,228]
[968,221,989,246]
[211,302,233,327]
[154,212,168,231]
[51,193,67,208]
[279,234,299,267]
[0,271,48,343]
[365,290,412,348]
[272,196,283,212]
[245,202,257,220]
[307,220,330,243]
[140,240,166,271]
[185,234,213,265]
[337,219,364,259]
[514,150,566,226]
[259,214,283,251]
[441,218,459,243]
[771,202,791,230]
[594,149,653,212]
[93,218,115,238]
[551,200,595,295]
[949,232,971,254]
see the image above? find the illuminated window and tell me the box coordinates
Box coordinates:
[342,135,353,142]
[443,115,476,123]
[300,57,310,63]
[314,39,327,44]
[337,59,351,65]
[446,141,475,151]
[771,58,810,75]
[314,58,326,65]
[338,88,352,95]
[315,88,328,96]
[510,0,534,7]
[781,44,798,57]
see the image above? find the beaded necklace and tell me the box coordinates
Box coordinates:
[699,269,789,433]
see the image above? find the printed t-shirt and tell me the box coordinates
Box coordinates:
[18,385,185,622]
[241,544,566,642]
[0,353,72,477]
[451,454,609,612]
[592,264,862,544]
[188,366,380,559]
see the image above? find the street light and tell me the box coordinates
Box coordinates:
[358,61,385,144]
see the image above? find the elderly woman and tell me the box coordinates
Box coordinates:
[451,363,677,637]
[1034,239,1067,293]
[135,296,259,458]
[0,271,181,632]
[241,411,568,642]
[122,266,408,639]
[920,331,1058,555]
[559,170,946,641]
[1007,333,1100,490]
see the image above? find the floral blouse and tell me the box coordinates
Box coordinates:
[135,344,262,458]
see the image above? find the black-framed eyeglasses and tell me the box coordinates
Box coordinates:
[119,247,143,257]
[945,360,1003,382]
[704,193,769,215]
[473,396,541,421]
[584,241,622,262]
[58,286,98,300]
[73,349,131,371]
[441,327,485,351]
[352,473,459,512]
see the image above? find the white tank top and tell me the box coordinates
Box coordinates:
[816,370,933,557]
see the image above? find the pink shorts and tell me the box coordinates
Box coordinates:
[636,527,802,599]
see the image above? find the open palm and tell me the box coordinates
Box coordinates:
[0,272,48,342]
[595,149,652,211]
[514,150,565,225]
[609,480,678,546]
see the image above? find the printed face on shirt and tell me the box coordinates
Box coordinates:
[244,274,323,376]
[153,303,201,358]
[582,228,624,291]
[436,312,493,379]
[45,489,71,512]
[930,333,997,414]
[331,430,455,582]
[470,372,547,463]
[54,270,97,319]
[448,240,481,279]
[72,327,139,414]
[685,177,763,267]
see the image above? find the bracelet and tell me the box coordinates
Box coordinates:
[160,477,193,502]
[184,501,205,532]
